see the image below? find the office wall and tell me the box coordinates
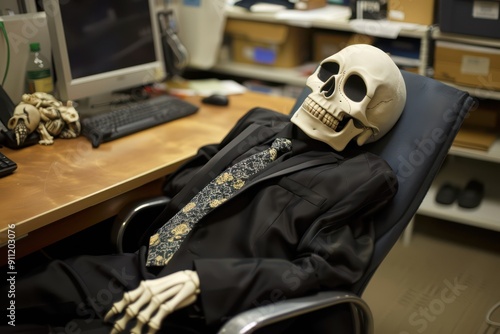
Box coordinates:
[0,12,51,102]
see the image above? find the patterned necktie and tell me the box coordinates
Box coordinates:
[146,138,292,267]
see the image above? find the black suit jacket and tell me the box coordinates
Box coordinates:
[145,108,398,326]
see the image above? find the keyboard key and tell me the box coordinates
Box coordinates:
[0,152,17,177]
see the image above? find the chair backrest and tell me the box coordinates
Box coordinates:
[291,70,476,294]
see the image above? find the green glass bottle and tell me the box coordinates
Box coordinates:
[26,42,54,93]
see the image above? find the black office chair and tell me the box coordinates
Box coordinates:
[111,71,476,333]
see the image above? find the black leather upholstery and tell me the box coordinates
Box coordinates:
[353,71,475,294]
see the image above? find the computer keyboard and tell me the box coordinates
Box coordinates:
[0,151,17,177]
[81,95,199,148]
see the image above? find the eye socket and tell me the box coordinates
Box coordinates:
[343,74,367,102]
[318,62,340,82]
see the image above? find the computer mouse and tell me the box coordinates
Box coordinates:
[202,94,229,106]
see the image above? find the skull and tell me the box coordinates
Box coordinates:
[291,44,406,151]
[58,100,81,138]
[7,103,41,146]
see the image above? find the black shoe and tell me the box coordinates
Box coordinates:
[436,182,460,205]
[458,179,484,209]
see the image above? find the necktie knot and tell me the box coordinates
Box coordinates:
[271,138,292,154]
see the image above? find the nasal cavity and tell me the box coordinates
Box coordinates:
[322,77,336,97]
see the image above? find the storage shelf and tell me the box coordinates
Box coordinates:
[450,137,500,164]
[210,56,420,86]
[226,6,352,32]
[440,81,500,100]
[211,61,308,86]
[226,5,429,39]
[418,156,500,231]
[220,5,431,80]
[432,27,500,48]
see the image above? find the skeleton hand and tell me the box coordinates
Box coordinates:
[104,270,200,334]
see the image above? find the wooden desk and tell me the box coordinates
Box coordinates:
[0,92,295,261]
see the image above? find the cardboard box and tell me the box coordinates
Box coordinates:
[463,100,499,130]
[454,100,499,151]
[313,31,351,62]
[295,0,327,10]
[224,19,310,68]
[434,41,500,91]
[313,32,375,62]
[439,0,500,39]
[388,0,435,25]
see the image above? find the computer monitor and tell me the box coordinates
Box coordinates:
[42,0,166,110]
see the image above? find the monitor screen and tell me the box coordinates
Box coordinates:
[42,0,165,106]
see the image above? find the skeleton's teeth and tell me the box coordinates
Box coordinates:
[304,97,341,130]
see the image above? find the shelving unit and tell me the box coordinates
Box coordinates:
[212,61,308,86]
[205,6,432,83]
[432,27,500,100]
[449,139,500,164]
[406,27,500,240]
[433,28,500,49]
[419,156,500,232]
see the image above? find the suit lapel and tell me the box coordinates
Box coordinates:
[194,152,341,226]
[172,119,341,216]
[250,151,341,184]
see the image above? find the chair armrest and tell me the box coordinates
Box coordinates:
[217,290,373,334]
[111,195,170,254]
